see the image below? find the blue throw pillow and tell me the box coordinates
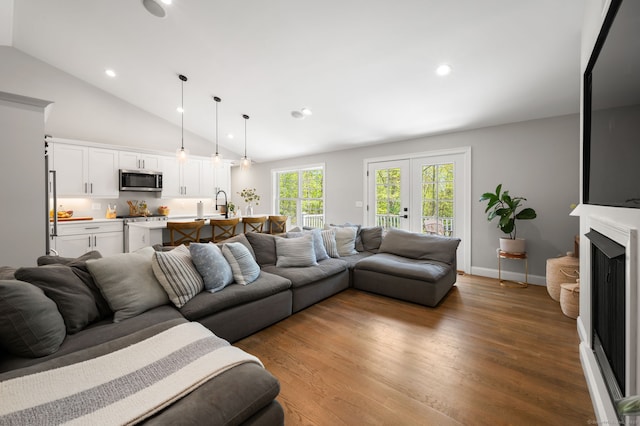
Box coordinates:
[189,243,234,293]
[222,242,261,285]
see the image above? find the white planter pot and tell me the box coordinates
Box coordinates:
[499,237,526,254]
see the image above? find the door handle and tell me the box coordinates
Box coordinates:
[398,214,408,219]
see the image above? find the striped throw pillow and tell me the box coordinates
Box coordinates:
[151,245,204,308]
[222,242,261,285]
[276,233,318,267]
[321,229,340,258]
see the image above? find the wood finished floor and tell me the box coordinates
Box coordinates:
[235,274,595,425]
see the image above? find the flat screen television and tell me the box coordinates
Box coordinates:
[583,0,640,208]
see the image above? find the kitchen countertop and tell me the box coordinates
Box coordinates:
[126,215,268,230]
[56,218,124,224]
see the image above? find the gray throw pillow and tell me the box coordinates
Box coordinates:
[360,226,384,252]
[277,233,318,267]
[15,264,102,334]
[189,243,234,293]
[152,245,204,307]
[245,232,278,266]
[0,280,66,357]
[215,233,256,260]
[87,246,169,323]
[287,228,329,261]
[378,228,461,264]
[222,242,260,285]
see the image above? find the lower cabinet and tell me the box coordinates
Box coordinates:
[52,221,124,258]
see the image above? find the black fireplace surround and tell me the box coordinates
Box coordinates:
[587,229,626,403]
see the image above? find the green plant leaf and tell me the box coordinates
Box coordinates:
[516,208,537,220]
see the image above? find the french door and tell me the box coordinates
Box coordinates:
[366,149,470,272]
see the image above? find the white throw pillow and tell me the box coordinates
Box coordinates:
[327,226,358,256]
[276,233,318,267]
[151,245,203,308]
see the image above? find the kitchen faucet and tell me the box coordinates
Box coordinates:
[215,189,228,219]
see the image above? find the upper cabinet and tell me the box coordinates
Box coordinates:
[159,156,216,198]
[119,151,160,171]
[52,143,119,198]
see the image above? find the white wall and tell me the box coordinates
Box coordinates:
[233,114,580,278]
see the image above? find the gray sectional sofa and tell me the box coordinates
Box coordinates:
[0,226,459,425]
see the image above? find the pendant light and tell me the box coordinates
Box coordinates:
[212,96,223,167]
[240,114,251,171]
[176,74,189,163]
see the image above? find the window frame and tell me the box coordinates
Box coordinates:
[272,163,326,228]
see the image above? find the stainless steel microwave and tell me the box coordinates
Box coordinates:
[119,169,163,192]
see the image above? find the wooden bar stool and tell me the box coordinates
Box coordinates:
[166,220,205,246]
[268,215,288,234]
[209,218,240,243]
[243,216,267,234]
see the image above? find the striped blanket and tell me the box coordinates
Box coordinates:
[0,322,262,425]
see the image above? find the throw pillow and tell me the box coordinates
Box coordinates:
[378,228,461,264]
[245,232,278,266]
[152,245,204,307]
[0,280,66,358]
[189,243,234,293]
[222,242,260,285]
[15,264,102,334]
[86,246,169,323]
[321,229,340,258]
[35,251,111,320]
[215,233,256,260]
[0,266,17,280]
[276,233,318,267]
[360,226,384,252]
[326,225,358,256]
[287,228,329,261]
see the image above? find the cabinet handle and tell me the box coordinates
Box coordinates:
[85,183,88,193]
[90,183,93,194]
[88,236,91,246]
[84,226,99,230]
[142,159,145,169]
[94,236,97,246]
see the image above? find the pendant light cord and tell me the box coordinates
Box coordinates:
[214,96,221,155]
[243,114,249,158]
[179,74,188,150]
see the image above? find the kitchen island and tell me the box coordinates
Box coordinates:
[126,215,269,252]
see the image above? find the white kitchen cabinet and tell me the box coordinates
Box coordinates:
[159,156,214,198]
[52,221,123,257]
[214,161,231,195]
[119,151,160,171]
[52,143,119,197]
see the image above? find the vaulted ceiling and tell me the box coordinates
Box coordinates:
[10,0,584,162]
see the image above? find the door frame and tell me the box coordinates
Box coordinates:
[363,146,471,273]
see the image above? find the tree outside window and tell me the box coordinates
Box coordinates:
[275,166,324,228]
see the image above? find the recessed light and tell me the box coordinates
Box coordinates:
[436,64,452,76]
[142,0,167,18]
[160,0,172,4]
[177,106,184,113]
[227,133,234,139]
[105,69,116,78]
[301,107,313,116]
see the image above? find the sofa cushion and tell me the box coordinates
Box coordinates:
[222,243,260,285]
[15,263,102,334]
[87,247,169,323]
[378,228,460,264]
[245,232,278,266]
[320,229,339,258]
[262,258,347,288]
[277,233,317,267]
[152,245,204,308]
[360,226,384,252]
[0,280,66,358]
[354,253,452,283]
[189,243,233,293]
[286,229,329,261]
[339,251,376,269]
[179,271,291,321]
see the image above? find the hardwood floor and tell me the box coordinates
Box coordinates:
[235,274,595,425]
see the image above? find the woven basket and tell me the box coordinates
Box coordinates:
[560,282,580,319]
[546,256,579,301]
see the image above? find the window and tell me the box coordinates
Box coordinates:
[274,165,324,228]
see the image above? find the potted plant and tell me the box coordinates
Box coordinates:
[238,188,260,216]
[480,184,537,253]
[227,202,236,216]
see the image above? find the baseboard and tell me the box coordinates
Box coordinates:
[470,266,546,286]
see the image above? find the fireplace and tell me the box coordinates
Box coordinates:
[587,229,626,402]
[578,215,638,423]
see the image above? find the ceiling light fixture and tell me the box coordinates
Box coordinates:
[291,107,313,120]
[212,96,223,167]
[142,0,167,18]
[301,107,313,116]
[176,74,189,163]
[240,114,251,171]
[436,64,452,76]
[105,69,116,78]
[160,0,172,4]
